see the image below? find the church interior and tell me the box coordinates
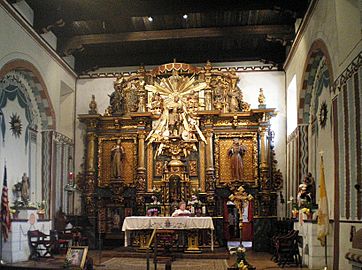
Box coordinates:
[0,0,361,269]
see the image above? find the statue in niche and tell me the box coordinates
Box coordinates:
[167,96,183,136]
[228,139,247,181]
[21,173,30,204]
[111,139,125,179]
[109,76,125,115]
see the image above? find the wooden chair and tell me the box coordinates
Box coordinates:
[28,230,54,260]
[50,230,70,255]
[275,230,301,267]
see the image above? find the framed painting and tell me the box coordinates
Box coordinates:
[65,246,88,269]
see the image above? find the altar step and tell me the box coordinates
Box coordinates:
[101,246,229,259]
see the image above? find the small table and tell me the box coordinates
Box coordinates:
[122,216,215,251]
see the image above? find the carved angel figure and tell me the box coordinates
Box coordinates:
[145,72,207,156]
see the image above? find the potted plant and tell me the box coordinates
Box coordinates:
[10,207,19,219]
[37,200,46,219]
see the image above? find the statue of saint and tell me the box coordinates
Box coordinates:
[109,76,125,114]
[167,96,183,136]
[111,139,125,179]
[228,139,247,181]
[21,173,30,204]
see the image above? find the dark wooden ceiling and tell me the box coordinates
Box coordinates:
[15,0,311,74]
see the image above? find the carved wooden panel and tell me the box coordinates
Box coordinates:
[98,137,136,187]
[216,133,257,184]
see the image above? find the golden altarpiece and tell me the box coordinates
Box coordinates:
[78,62,283,251]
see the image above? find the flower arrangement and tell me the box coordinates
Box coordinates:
[146,208,159,216]
[188,195,201,208]
[36,200,46,214]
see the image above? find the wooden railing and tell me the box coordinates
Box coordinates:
[146,229,157,270]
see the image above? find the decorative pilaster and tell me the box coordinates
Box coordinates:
[135,130,146,214]
[205,128,216,216]
[204,61,213,110]
[259,126,269,189]
[85,132,97,217]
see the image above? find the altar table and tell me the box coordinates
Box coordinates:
[122,216,214,251]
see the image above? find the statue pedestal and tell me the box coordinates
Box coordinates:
[294,221,333,269]
[17,208,38,220]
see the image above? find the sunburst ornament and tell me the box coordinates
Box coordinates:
[319,101,328,128]
[145,71,207,156]
[9,113,22,137]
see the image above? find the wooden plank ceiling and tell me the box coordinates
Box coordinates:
[18,0,310,74]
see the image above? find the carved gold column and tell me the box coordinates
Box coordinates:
[205,129,215,190]
[137,65,147,113]
[85,131,97,218]
[204,61,213,110]
[259,125,269,189]
[136,129,146,214]
[205,125,216,216]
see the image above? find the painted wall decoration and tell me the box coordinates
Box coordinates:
[334,53,362,220]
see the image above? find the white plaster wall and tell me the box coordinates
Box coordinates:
[285,0,337,93]
[284,0,362,269]
[0,5,76,131]
[339,223,362,270]
[237,71,286,180]
[0,3,76,217]
[335,0,361,67]
[75,77,115,173]
[285,0,361,90]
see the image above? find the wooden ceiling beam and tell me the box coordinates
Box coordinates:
[75,47,285,73]
[61,25,292,55]
[26,0,309,33]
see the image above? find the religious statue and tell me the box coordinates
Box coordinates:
[145,73,207,154]
[229,90,240,112]
[228,139,247,181]
[300,172,316,204]
[150,92,164,114]
[111,139,125,179]
[109,76,125,115]
[21,173,30,204]
[258,88,266,108]
[112,211,121,229]
[168,96,183,136]
[88,95,97,114]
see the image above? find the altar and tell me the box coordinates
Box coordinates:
[78,61,282,251]
[122,216,214,251]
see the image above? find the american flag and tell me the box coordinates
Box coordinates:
[1,166,11,242]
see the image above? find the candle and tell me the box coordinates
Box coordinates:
[191,206,195,214]
[202,206,206,214]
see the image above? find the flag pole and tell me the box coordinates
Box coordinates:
[324,236,327,269]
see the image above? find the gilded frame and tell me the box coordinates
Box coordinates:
[65,246,88,270]
[98,136,137,187]
[214,132,258,186]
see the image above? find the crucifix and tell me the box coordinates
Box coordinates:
[229,186,254,269]
[229,186,253,245]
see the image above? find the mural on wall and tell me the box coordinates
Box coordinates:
[333,53,362,220]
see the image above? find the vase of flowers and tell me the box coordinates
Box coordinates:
[188,195,202,216]
[37,200,46,219]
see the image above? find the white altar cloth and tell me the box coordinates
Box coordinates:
[122,216,214,250]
